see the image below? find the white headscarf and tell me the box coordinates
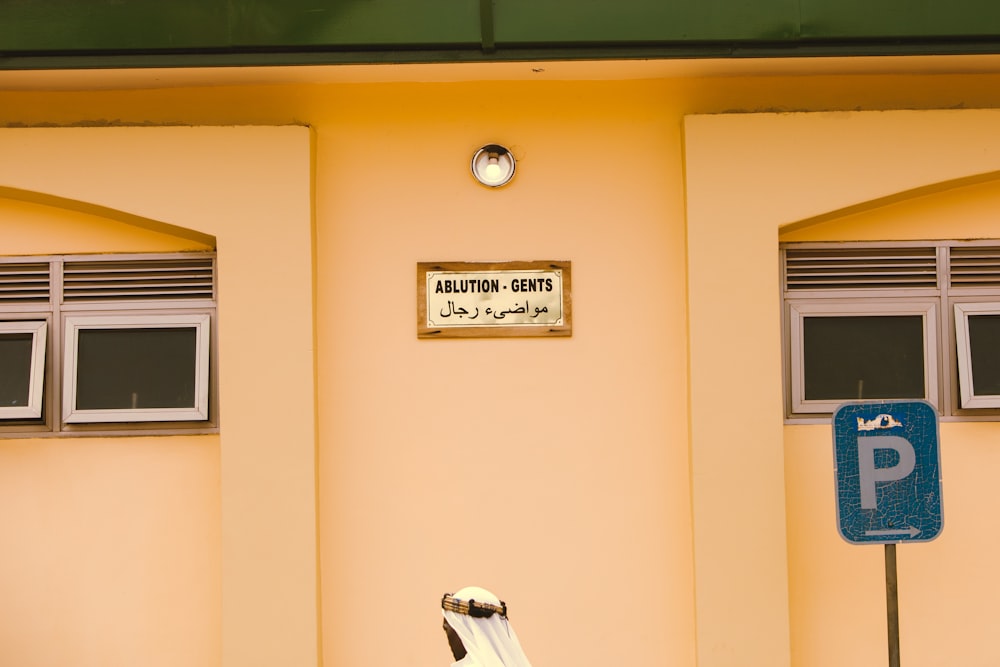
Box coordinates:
[442,586,534,667]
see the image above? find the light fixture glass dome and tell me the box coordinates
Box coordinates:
[471,144,515,187]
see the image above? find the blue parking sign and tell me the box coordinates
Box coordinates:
[833,400,944,545]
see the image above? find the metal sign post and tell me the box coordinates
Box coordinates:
[885,543,900,667]
[832,400,944,667]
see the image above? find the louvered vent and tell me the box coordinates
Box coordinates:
[63,257,215,302]
[948,246,1000,288]
[784,247,938,291]
[0,262,51,304]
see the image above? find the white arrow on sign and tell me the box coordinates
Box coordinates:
[864,527,921,538]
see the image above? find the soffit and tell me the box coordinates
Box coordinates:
[4,55,1000,92]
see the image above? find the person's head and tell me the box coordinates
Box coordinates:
[440,586,532,667]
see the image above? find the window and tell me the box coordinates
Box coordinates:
[788,302,937,414]
[63,314,211,423]
[0,253,216,435]
[954,302,1000,408]
[783,242,1000,420]
[0,321,47,419]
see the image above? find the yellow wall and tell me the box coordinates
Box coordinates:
[312,82,694,667]
[3,61,1000,667]
[686,109,1000,667]
[0,196,221,666]
[0,436,220,666]
[780,172,1000,666]
[0,127,316,667]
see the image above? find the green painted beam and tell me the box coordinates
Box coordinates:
[0,0,231,51]
[495,0,799,43]
[230,0,481,47]
[801,0,1000,38]
[1,0,1000,69]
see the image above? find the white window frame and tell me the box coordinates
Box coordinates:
[62,313,211,424]
[788,301,939,415]
[0,320,47,419]
[954,302,1000,409]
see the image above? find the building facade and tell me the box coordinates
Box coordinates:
[3,4,1000,667]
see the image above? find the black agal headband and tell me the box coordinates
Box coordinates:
[442,592,508,619]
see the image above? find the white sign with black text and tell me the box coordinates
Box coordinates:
[417,261,571,338]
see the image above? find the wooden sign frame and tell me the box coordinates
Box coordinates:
[417,260,572,338]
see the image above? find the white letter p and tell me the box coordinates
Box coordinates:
[857,436,916,510]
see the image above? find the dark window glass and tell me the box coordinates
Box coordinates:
[76,327,197,410]
[803,315,925,400]
[967,314,1000,396]
[0,332,34,407]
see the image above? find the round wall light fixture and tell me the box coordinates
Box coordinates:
[471,144,516,187]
